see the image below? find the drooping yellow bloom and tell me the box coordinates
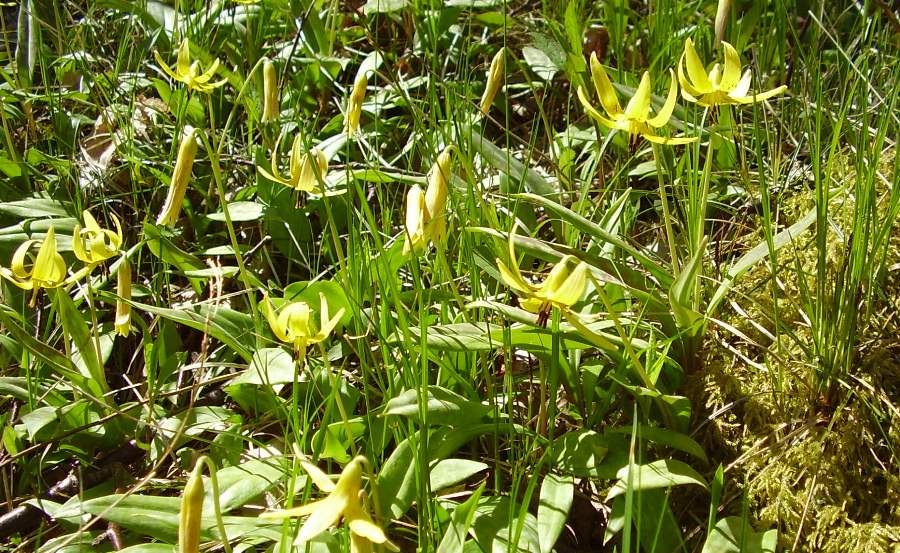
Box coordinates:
[73,210,123,265]
[403,147,454,254]
[344,72,368,137]
[480,47,505,116]
[154,38,227,93]
[0,227,69,306]
[577,53,695,147]
[678,38,787,107]
[157,126,199,227]
[261,58,280,123]
[496,228,589,316]
[258,135,328,194]
[260,456,398,551]
[261,292,344,357]
[115,258,132,337]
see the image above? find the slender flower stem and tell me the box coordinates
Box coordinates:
[650,142,680,273]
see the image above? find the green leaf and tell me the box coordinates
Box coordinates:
[701,517,777,553]
[15,0,39,87]
[436,483,486,553]
[467,126,557,197]
[707,206,815,315]
[53,290,109,394]
[205,458,286,513]
[611,425,708,463]
[127,299,255,361]
[430,459,489,491]
[606,490,685,552]
[363,0,409,14]
[537,472,573,553]
[231,348,296,386]
[608,459,707,500]
[0,196,70,218]
[471,495,540,553]
[383,386,492,426]
[668,237,707,335]
[548,430,609,478]
[207,201,265,222]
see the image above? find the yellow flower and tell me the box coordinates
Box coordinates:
[72,210,122,265]
[403,146,454,255]
[157,126,199,227]
[261,292,344,357]
[480,47,505,116]
[115,258,132,337]
[345,72,367,137]
[178,458,205,553]
[261,58,279,123]
[0,227,69,306]
[678,38,787,107]
[496,228,589,318]
[154,38,227,93]
[258,135,328,194]
[260,456,398,551]
[577,53,695,147]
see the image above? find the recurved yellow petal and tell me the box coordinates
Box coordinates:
[589,53,622,117]
[623,72,652,121]
[646,70,679,128]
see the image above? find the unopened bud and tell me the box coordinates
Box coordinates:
[262,58,279,123]
[344,72,367,137]
[178,459,205,553]
[480,48,505,116]
[715,0,731,45]
[157,127,198,227]
[423,146,454,243]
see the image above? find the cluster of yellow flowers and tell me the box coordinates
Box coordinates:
[0,210,131,334]
[577,39,786,147]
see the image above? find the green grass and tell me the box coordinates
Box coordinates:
[0,1,898,552]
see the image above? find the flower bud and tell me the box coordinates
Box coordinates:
[344,72,367,137]
[480,48,505,116]
[262,58,279,123]
[157,127,198,227]
[297,148,328,193]
[178,460,205,553]
[115,258,132,337]
[715,0,731,45]
[402,184,427,255]
[423,146,454,243]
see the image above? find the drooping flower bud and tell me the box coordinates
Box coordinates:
[715,0,731,46]
[479,48,505,116]
[178,459,205,553]
[402,184,427,255]
[423,146,454,243]
[157,126,199,227]
[261,58,279,123]
[115,258,132,337]
[344,72,368,137]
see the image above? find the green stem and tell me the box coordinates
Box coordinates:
[650,142,680,273]
[195,456,233,553]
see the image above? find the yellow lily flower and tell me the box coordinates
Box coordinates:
[153,38,227,93]
[258,134,328,194]
[260,456,398,550]
[72,210,123,265]
[261,292,344,357]
[577,53,695,147]
[678,38,787,107]
[0,227,69,306]
[345,72,368,137]
[403,146,454,255]
[496,228,589,320]
[115,258,132,337]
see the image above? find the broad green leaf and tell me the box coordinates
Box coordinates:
[207,201,265,222]
[0,307,105,399]
[363,0,409,14]
[53,290,109,393]
[537,472,573,553]
[436,484,485,553]
[606,490,685,551]
[611,425,708,463]
[231,348,296,386]
[701,517,777,553]
[471,495,541,553]
[0,196,70,218]
[117,545,175,553]
[127,299,255,361]
[668,237,707,335]
[430,459,489,491]
[283,280,353,327]
[204,458,286,513]
[549,430,609,478]
[16,0,39,87]
[608,459,707,500]
[383,386,492,426]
